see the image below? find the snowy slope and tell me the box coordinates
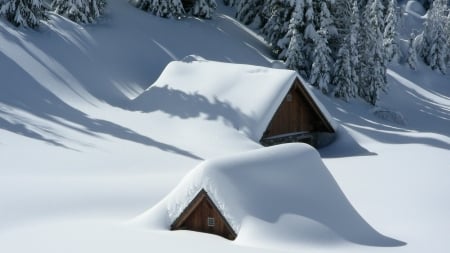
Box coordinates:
[1,1,449,253]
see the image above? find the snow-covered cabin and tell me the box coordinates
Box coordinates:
[134,58,337,148]
[134,143,395,245]
[170,188,237,240]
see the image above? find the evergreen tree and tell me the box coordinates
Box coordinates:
[333,0,352,42]
[133,0,185,18]
[422,0,448,73]
[333,0,359,101]
[303,0,317,71]
[447,12,450,67]
[359,0,387,105]
[310,27,332,93]
[310,2,334,93]
[284,0,308,76]
[260,0,293,56]
[190,0,216,18]
[333,39,356,101]
[235,0,264,25]
[408,32,418,70]
[52,0,106,23]
[383,0,400,62]
[349,0,360,89]
[0,0,47,28]
[278,0,304,60]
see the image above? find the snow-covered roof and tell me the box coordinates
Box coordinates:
[134,143,389,244]
[133,58,337,142]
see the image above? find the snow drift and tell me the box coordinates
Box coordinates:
[133,143,404,247]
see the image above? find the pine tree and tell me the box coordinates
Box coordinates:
[52,0,106,23]
[384,0,400,62]
[303,0,317,72]
[423,0,448,73]
[408,32,418,70]
[235,0,264,25]
[446,12,450,67]
[333,0,352,42]
[190,0,216,18]
[284,0,308,76]
[359,0,387,105]
[0,0,47,28]
[310,2,334,94]
[424,0,448,74]
[278,0,304,60]
[310,27,332,93]
[133,0,185,18]
[333,0,359,101]
[333,40,356,101]
[349,0,360,90]
[260,0,293,56]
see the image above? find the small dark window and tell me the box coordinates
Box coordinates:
[207,217,215,227]
[286,93,293,102]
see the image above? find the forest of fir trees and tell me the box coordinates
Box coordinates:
[0,0,449,106]
[230,0,450,105]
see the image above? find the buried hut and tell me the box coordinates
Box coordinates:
[134,58,337,148]
[134,143,398,245]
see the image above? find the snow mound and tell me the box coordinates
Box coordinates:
[132,143,403,247]
[372,107,407,126]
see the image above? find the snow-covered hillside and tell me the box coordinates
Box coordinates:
[1,1,449,253]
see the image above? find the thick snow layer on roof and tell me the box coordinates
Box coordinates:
[133,143,400,246]
[133,59,337,141]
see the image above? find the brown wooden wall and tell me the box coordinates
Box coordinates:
[171,191,236,240]
[262,79,330,139]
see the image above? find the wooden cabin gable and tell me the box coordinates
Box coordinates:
[171,189,237,240]
[261,78,334,145]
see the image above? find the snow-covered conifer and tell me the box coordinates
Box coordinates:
[0,0,47,28]
[302,0,317,66]
[408,32,418,70]
[278,0,304,60]
[349,0,360,88]
[133,0,185,18]
[235,0,263,25]
[333,0,359,101]
[333,40,356,101]
[310,27,332,93]
[359,0,387,105]
[260,0,293,56]
[284,0,308,76]
[309,2,334,93]
[52,0,106,23]
[190,0,216,18]
[384,0,400,62]
[422,0,448,73]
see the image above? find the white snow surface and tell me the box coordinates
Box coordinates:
[0,1,449,253]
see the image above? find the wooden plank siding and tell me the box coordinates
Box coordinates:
[171,189,237,240]
[262,78,334,140]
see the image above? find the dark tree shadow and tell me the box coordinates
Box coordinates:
[0,52,200,160]
[129,85,256,134]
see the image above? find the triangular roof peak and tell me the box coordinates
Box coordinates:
[170,188,237,240]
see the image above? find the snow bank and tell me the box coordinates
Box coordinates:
[133,143,402,246]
